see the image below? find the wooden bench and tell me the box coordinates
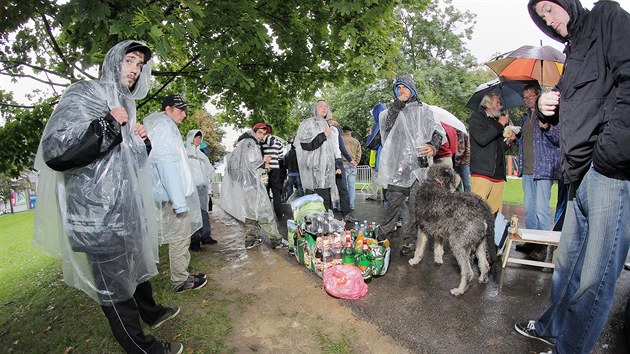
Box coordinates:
[501,229,561,269]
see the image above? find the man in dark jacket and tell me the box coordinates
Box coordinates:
[469,93,516,215]
[514,1,630,353]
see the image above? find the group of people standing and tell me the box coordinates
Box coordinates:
[29,0,630,352]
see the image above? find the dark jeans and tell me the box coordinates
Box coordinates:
[99,281,167,354]
[335,170,351,216]
[268,168,284,217]
[380,182,418,244]
[286,174,304,199]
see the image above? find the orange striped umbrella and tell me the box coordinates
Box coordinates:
[485,45,565,87]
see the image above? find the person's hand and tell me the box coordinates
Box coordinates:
[324,127,333,137]
[134,123,147,140]
[538,120,550,130]
[419,144,435,158]
[538,90,560,116]
[263,155,272,163]
[505,131,517,145]
[498,114,509,127]
[336,168,342,175]
[264,162,270,169]
[110,107,129,126]
[350,160,358,167]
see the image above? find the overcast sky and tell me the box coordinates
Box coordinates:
[450,0,630,62]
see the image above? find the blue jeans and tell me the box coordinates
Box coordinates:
[344,165,357,210]
[454,163,471,192]
[535,166,630,353]
[522,174,553,230]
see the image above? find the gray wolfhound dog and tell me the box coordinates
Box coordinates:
[408,164,494,296]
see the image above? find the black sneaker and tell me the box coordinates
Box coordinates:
[399,242,416,256]
[151,306,181,329]
[245,237,263,250]
[160,341,183,354]
[191,273,206,280]
[174,276,208,293]
[343,213,359,223]
[514,321,555,346]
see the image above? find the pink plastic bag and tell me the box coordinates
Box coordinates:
[323,265,368,300]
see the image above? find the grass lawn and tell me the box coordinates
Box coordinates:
[0,210,231,353]
[503,177,559,209]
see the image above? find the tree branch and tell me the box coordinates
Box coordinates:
[40,14,97,80]
[138,53,201,109]
[0,72,68,87]
[0,102,38,109]
[0,60,68,78]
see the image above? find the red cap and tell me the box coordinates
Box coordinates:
[252,123,267,131]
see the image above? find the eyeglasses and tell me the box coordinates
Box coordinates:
[523,94,536,100]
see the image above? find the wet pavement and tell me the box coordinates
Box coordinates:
[219,192,630,353]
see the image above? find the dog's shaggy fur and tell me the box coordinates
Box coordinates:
[408,164,494,296]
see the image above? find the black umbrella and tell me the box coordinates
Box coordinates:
[466,78,539,111]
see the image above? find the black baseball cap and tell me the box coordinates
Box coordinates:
[162,94,194,111]
[125,42,152,64]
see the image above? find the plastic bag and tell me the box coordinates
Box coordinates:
[323,265,368,300]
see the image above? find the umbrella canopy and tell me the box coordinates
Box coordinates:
[485,45,565,87]
[466,78,539,111]
[427,105,467,134]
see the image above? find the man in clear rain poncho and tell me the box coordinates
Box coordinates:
[33,40,184,354]
[375,75,446,257]
[220,123,285,249]
[294,99,337,210]
[185,129,217,250]
[144,95,206,293]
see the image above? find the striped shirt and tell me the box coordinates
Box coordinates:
[262,135,284,170]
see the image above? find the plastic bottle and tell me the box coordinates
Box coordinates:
[358,241,373,282]
[342,231,355,266]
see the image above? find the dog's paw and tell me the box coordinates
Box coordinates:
[450,288,464,296]
[478,274,489,284]
[408,258,421,266]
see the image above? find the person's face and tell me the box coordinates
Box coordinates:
[192,135,202,146]
[166,106,187,125]
[486,96,503,116]
[396,84,412,101]
[255,128,266,141]
[121,51,145,88]
[522,88,537,109]
[316,101,328,119]
[535,1,570,37]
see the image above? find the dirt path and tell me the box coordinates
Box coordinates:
[203,208,410,353]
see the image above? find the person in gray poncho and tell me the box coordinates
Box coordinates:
[294,99,337,209]
[375,75,446,257]
[220,123,284,249]
[33,41,184,354]
[144,95,206,293]
[185,129,217,250]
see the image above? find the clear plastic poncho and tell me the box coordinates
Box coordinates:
[377,101,446,188]
[185,129,214,211]
[32,40,158,305]
[295,101,336,190]
[144,112,202,244]
[219,131,279,236]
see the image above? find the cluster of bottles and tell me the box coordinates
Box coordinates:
[294,219,389,282]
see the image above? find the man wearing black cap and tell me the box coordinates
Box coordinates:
[145,94,207,294]
[34,41,184,354]
[514,1,630,353]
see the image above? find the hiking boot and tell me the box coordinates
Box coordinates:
[399,242,416,256]
[343,213,359,223]
[245,237,263,250]
[189,242,203,252]
[270,238,289,250]
[160,341,183,354]
[514,321,555,346]
[151,306,180,329]
[174,276,208,293]
[202,236,218,245]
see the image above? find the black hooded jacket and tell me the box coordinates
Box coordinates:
[528,0,630,184]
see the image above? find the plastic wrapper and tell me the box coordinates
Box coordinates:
[290,194,327,224]
[323,265,369,300]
